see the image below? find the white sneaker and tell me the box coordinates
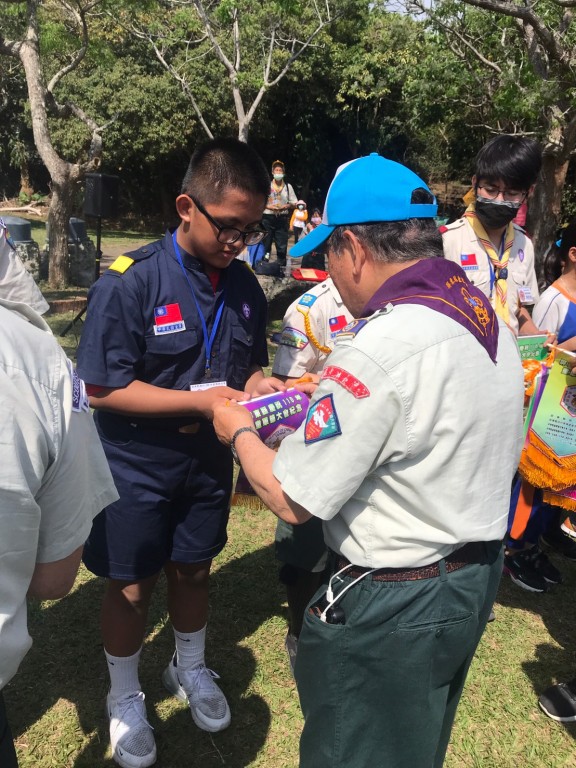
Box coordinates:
[162,653,231,732]
[106,691,156,768]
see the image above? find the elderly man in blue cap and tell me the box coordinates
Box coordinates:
[213,153,525,768]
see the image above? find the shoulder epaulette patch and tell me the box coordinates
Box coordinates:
[442,218,465,232]
[334,318,369,341]
[298,292,319,308]
[109,255,135,274]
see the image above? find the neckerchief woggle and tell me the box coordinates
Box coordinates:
[172,230,226,377]
[363,258,499,362]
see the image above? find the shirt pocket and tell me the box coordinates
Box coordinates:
[141,329,201,388]
[228,322,254,388]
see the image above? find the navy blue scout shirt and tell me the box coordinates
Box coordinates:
[77,230,269,424]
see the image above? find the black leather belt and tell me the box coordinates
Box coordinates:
[334,542,489,582]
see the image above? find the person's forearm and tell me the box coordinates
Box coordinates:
[28,545,83,601]
[234,430,311,525]
[89,380,244,419]
[517,307,540,335]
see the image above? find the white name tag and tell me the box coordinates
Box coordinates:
[517,286,534,305]
[190,380,227,391]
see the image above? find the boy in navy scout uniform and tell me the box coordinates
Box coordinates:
[213,153,524,768]
[77,138,284,768]
[272,276,353,669]
[441,134,542,336]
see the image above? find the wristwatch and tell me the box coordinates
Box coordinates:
[230,426,258,465]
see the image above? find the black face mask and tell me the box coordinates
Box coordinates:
[475,196,521,230]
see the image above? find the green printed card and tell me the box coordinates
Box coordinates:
[517,334,549,361]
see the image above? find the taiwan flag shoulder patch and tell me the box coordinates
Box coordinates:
[305,394,342,444]
[154,303,186,335]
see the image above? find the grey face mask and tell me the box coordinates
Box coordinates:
[475,196,521,229]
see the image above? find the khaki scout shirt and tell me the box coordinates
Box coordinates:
[272,278,354,378]
[442,218,539,335]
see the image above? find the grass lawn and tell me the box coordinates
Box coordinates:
[5,271,576,767]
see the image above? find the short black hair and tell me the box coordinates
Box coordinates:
[328,189,442,263]
[544,219,576,285]
[181,138,269,206]
[475,135,542,190]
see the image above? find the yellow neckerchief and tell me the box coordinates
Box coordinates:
[464,200,514,324]
[296,305,331,354]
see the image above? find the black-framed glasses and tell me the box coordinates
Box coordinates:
[477,184,527,204]
[190,196,266,246]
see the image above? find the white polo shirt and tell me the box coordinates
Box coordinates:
[274,303,524,568]
[0,298,118,689]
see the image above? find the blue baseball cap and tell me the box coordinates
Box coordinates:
[290,153,437,258]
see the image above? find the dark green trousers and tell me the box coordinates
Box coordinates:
[0,692,18,767]
[295,541,503,768]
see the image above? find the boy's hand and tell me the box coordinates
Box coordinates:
[250,376,286,396]
[196,386,250,419]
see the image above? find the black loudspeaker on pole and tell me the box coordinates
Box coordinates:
[60,173,120,337]
[84,172,119,285]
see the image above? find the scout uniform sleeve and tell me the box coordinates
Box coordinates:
[76,272,145,388]
[272,295,322,378]
[273,342,408,521]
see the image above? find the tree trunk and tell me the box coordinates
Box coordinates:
[238,120,250,143]
[47,177,75,287]
[19,161,34,198]
[529,154,568,280]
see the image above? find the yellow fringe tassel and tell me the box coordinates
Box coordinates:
[231,492,268,510]
[543,490,576,514]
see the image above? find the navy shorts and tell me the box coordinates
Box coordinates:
[83,414,233,580]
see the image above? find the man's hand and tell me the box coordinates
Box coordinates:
[213,401,255,445]
[196,386,250,420]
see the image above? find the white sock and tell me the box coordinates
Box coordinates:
[105,647,142,700]
[174,625,206,671]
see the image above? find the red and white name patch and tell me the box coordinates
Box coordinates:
[321,365,370,398]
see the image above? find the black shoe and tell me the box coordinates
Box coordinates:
[504,548,549,592]
[541,528,576,561]
[539,679,576,722]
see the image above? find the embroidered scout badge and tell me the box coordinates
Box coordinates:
[322,365,370,398]
[459,253,478,270]
[335,318,368,341]
[67,360,90,413]
[305,394,342,444]
[280,327,309,349]
[153,303,186,335]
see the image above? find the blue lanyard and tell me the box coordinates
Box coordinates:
[488,232,507,298]
[172,231,226,376]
